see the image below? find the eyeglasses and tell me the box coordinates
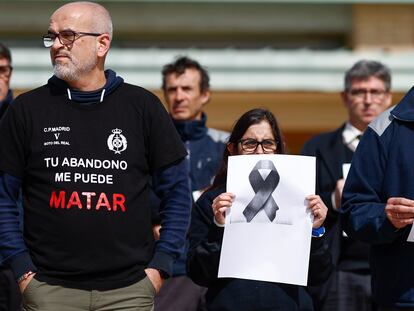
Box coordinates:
[42,30,102,48]
[348,88,388,101]
[0,65,12,78]
[239,138,278,154]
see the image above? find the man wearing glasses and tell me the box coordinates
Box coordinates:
[342,64,414,310]
[0,2,191,311]
[301,60,392,311]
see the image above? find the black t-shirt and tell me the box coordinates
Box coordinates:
[0,82,186,290]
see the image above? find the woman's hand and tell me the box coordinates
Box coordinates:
[212,192,235,225]
[306,195,327,228]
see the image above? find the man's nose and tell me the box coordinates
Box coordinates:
[364,91,373,104]
[51,35,64,49]
[175,88,186,101]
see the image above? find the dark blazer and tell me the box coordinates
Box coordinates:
[301,124,370,310]
[0,100,10,119]
[301,124,353,231]
[0,89,13,119]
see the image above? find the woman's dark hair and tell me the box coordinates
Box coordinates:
[212,108,285,187]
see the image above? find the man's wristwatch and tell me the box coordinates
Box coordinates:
[17,271,35,283]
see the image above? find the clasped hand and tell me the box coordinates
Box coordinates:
[385,197,414,229]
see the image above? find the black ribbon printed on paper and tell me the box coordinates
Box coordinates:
[243,160,280,222]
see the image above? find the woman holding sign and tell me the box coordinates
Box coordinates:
[187,108,331,311]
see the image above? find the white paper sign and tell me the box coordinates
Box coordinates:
[342,163,351,180]
[218,154,316,286]
[341,163,352,238]
[407,227,414,242]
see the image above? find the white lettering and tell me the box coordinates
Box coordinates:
[77,158,85,168]
[74,173,113,184]
[44,157,59,167]
[43,127,71,132]
[62,157,70,167]
[70,158,77,167]
[45,157,127,171]
[55,172,71,182]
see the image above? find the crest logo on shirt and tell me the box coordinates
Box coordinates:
[107,128,127,154]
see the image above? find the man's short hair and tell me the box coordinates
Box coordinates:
[344,60,391,92]
[162,56,210,93]
[0,43,12,64]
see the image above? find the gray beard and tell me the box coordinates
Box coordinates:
[54,63,80,81]
[53,55,97,82]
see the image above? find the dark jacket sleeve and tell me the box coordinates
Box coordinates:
[0,173,37,280]
[307,235,333,286]
[148,158,191,277]
[187,187,224,287]
[301,138,338,230]
[341,127,405,245]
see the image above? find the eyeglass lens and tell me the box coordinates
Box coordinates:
[349,89,386,99]
[43,31,76,48]
[241,139,277,153]
[43,31,102,48]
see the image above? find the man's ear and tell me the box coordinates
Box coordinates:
[200,90,211,106]
[97,34,111,57]
[385,92,392,108]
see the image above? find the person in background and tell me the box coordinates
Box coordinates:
[341,65,414,310]
[0,2,191,310]
[0,42,21,311]
[0,43,13,117]
[188,108,332,311]
[301,60,392,311]
[153,56,228,311]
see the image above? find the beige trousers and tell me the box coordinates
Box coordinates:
[21,276,155,311]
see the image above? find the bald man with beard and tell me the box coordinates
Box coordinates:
[0,2,191,311]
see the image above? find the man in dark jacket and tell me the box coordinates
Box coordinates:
[153,56,228,311]
[342,78,414,310]
[0,42,21,311]
[301,60,392,311]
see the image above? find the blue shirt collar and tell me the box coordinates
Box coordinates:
[173,113,208,141]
